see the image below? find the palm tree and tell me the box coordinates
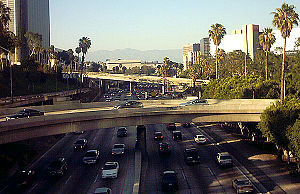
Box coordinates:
[272,3,299,103]
[75,47,81,71]
[295,37,300,49]
[259,28,276,80]
[25,31,43,59]
[78,37,91,98]
[188,63,201,89]
[208,23,226,79]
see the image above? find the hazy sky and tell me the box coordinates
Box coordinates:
[50,0,300,52]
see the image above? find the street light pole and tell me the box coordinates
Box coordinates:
[0,46,13,103]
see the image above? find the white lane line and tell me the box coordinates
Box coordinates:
[94,173,100,183]
[182,171,187,180]
[27,183,38,193]
[65,175,72,185]
[93,136,97,143]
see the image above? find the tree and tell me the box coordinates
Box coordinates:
[259,28,276,80]
[208,23,226,79]
[295,37,300,50]
[272,3,299,104]
[67,49,74,71]
[75,47,81,71]
[0,2,10,35]
[25,31,43,59]
[188,63,202,89]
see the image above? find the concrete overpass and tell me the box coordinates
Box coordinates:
[0,99,277,144]
[86,72,209,87]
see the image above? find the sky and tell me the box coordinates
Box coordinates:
[50,0,300,52]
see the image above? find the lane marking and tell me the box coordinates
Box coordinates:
[94,173,99,183]
[27,183,38,193]
[65,175,72,185]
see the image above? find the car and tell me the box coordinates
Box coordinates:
[83,150,100,164]
[159,142,171,155]
[6,108,44,120]
[114,100,143,109]
[232,178,254,193]
[94,187,112,194]
[184,148,200,165]
[161,171,179,192]
[102,162,119,178]
[167,123,176,130]
[179,99,209,106]
[182,122,191,128]
[117,127,128,137]
[216,152,233,167]
[73,139,87,150]
[13,170,36,190]
[47,158,68,177]
[73,131,85,134]
[154,131,164,140]
[112,144,125,155]
[172,131,182,141]
[194,134,207,144]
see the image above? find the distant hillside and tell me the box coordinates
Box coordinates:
[85,48,182,63]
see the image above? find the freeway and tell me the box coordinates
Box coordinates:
[2,123,298,193]
[3,127,137,194]
[140,123,264,193]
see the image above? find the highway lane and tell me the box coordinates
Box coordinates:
[9,126,136,194]
[140,123,260,193]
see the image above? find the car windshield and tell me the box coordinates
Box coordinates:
[163,174,177,181]
[198,135,205,138]
[220,156,232,160]
[114,144,124,148]
[75,140,85,144]
[237,180,251,185]
[103,164,117,170]
[118,128,127,131]
[85,152,96,157]
[155,132,162,135]
[16,110,25,115]
[49,161,62,168]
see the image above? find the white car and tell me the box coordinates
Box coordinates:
[112,144,125,155]
[232,178,254,193]
[216,152,233,167]
[94,187,112,194]
[102,162,119,178]
[180,99,208,106]
[83,150,99,164]
[194,134,207,144]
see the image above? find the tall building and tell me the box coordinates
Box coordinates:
[2,0,50,63]
[182,43,200,70]
[200,38,210,56]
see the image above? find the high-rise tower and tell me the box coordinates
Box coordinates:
[2,0,50,63]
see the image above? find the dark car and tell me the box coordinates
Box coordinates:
[159,142,171,155]
[13,170,36,191]
[6,109,44,120]
[154,131,164,140]
[172,131,182,141]
[47,158,68,177]
[117,127,128,137]
[182,122,191,128]
[184,148,200,165]
[161,171,179,192]
[167,123,176,130]
[114,100,143,109]
[73,139,87,150]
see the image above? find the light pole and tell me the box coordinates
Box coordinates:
[0,46,13,103]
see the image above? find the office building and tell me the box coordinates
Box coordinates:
[200,38,210,56]
[182,43,200,70]
[2,0,50,63]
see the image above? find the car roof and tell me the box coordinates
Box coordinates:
[219,152,230,156]
[87,150,98,153]
[94,187,111,193]
[173,131,181,133]
[114,143,125,146]
[163,170,175,174]
[105,161,118,165]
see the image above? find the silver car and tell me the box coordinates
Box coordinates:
[180,99,208,106]
[232,178,254,193]
[112,144,125,155]
[83,150,99,164]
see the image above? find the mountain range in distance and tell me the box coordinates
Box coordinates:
[85,48,183,63]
